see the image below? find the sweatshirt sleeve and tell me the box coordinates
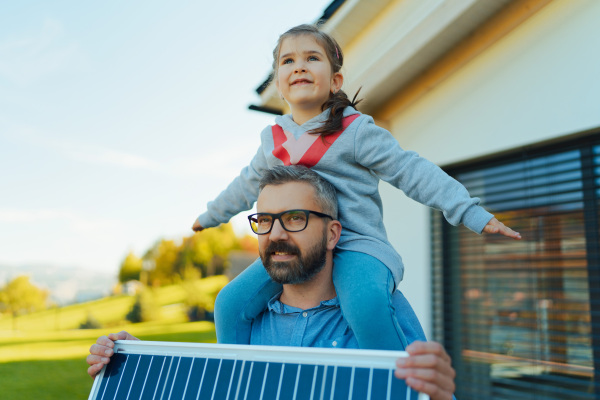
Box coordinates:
[353,117,493,233]
[196,144,269,229]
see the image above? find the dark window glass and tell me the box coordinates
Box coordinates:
[432,132,600,399]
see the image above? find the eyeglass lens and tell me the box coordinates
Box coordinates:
[250,210,309,234]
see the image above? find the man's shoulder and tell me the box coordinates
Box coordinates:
[391,290,427,343]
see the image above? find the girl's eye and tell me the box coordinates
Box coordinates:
[308,56,319,61]
[282,58,293,65]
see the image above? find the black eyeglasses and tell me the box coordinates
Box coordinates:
[248,209,333,235]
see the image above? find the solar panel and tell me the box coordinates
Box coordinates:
[88,340,429,400]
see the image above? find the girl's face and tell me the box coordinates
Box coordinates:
[275,35,343,121]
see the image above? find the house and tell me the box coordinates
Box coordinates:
[251,0,600,398]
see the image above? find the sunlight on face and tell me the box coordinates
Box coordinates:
[275,35,342,122]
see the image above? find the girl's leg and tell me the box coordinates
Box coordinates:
[332,250,408,350]
[214,258,282,344]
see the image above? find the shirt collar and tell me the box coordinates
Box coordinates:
[266,291,340,314]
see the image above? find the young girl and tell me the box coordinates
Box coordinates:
[192,24,520,350]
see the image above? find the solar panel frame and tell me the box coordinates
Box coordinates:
[88,340,429,400]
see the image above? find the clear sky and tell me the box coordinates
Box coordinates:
[0,1,334,274]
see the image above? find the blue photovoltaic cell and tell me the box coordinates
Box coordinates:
[114,354,140,399]
[226,359,244,399]
[198,358,220,399]
[213,359,235,399]
[295,364,315,400]
[154,356,173,399]
[278,363,298,399]
[311,365,325,399]
[261,362,283,400]
[333,366,352,400]
[90,347,424,400]
[370,367,391,399]
[126,352,151,399]
[352,367,371,399]
[248,361,269,400]
[321,365,335,400]
[183,357,206,400]
[168,356,193,399]
[235,360,252,399]
[159,356,178,399]
[390,369,418,400]
[97,352,125,399]
[142,355,167,399]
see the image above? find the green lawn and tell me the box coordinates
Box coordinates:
[0,322,217,400]
[0,277,225,399]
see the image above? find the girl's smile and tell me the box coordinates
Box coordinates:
[275,35,343,125]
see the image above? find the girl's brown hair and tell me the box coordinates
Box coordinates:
[272,24,362,137]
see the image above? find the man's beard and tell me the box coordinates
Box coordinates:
[260,234,328,285]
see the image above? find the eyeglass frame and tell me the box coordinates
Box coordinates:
[247,209,334,235]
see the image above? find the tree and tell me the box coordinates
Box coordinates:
[118,251,143,283]
[0,275,49,330]
[185,224,242,276]
[137,223,257,286]
[125,288,158,323]
[143,239,179,286]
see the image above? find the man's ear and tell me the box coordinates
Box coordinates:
[326,220,342,251]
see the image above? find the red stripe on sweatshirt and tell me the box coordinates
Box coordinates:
[271,114,359,167]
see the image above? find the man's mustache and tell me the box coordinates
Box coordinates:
[264,241,300,257]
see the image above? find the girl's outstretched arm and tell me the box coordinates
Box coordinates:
[483,217,521,239]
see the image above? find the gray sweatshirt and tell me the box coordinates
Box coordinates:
[197,107,493,284]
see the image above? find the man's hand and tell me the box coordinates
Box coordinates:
[192,219,204,232]
[86,331,139,379]
[483,217,521,240]
[395,341,456,400]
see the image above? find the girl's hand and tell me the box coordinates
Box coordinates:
[192,219,204,232]
[483,217,521,240]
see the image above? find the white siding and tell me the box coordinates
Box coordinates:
[383,0,600,337]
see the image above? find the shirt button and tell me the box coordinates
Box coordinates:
[302,312,308,318]
[332,341,338,347]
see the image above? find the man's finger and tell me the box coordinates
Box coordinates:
[404,341,451,363]
[89,343,114,357]
[404,376,454,400]
[397,353,456,381]
[87,362,105,379]
[395,366,455,392]
[86,354,111,366]
[94,335,115,348]
[108,330,139,341]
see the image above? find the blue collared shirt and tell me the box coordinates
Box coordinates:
[249,290,427,348]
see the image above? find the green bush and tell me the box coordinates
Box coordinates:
[78,313,102,329]
[126,289,158,323]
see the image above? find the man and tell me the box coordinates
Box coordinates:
[87,166,456,399]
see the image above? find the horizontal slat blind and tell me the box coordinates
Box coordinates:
[432,133,600,399]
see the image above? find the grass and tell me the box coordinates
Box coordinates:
[0,277,226,399]
[0,322,217,400]
[0,275,228,332]
[0,358,93,400]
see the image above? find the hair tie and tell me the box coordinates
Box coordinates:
[335,46,339,59]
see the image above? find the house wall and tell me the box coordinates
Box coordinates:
[378,0,600,337]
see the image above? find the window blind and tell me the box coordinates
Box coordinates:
[432,132,600,399]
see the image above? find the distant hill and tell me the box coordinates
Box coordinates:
[0,264,115,306]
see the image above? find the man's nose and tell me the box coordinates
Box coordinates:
[269,219,289,241]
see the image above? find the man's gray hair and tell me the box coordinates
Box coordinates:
[259,166,338,219]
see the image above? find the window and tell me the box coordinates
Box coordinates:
[432,132,600,399]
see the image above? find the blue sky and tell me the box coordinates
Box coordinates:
[0,1,333,273]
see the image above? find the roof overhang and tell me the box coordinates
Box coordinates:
[254,0,514,115]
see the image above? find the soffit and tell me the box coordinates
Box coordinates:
[258,0,513,114]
